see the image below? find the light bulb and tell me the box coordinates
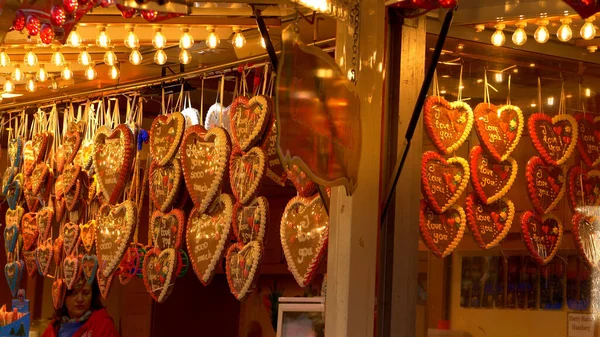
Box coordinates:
[179,28,194,49]
[24,50,38,67]
[206,27,219,49]
[85,65,97,80]
[26,78,36,92]
[61,64,73,81]
[4,78,14,93]
[96,27,111,48]
[104,49,117,66]
[153,27,167,49]
[108,65,119,80]
[124,28,139,49]
[51,49,65,67]
[154,49,167,65]
[512,22,527,46]
[534,19,550,43]
[179,49,191,64]
[78,48,92,66]
[581,16,596,40]
[66,27,82,47]
[36,64,48,82]
[491,24,506,47]
[232,28,246,49]
[495,72,503,83]
[50,78,58,91]
[129,48,142,65]
[12,64,23,82]
[260,36,267,49]
[0,49,10,67]
[557,17,573,42]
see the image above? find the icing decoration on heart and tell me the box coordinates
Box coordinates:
[260,111,287,187]
[204,102,232,133]
[53,237,64,267]
[5,261,22,297]
[82,254,99,284]
[567,165,600,213]
[421,151,469,213]
[465,193,514,250]
[6,176,22,210]
[526,156,566,214]
[80,220,96,254]
[575,113,600,168]
[36,242,53,276]
[23,133,51,176]
[64,179,82,212]
[150,209,185,250]
[473,103,524,162]
[62,223,80,256]
[423,96,474,154]
[118,246,140,286]
[8,137,22,168]
[2,166,16,195]
[149,159,183,212]
[286,164,317,197]
[419,200,466,259]
[96,268,114,300]
[230,95,271,152]
[52,279,66,310]
[4,224,18,253]
[55,197,66,223]
[572,212,600,269]
[96,200,137,277]
[93,124,134,204]
[31,162,49,195]
[521,211,563,265]
[63,131,82,166]
[233,196,269,244]
[55,145,66,174]
[187,193,233,286]
[23,250,37,277]
[150,111,185,166]
[39,169,54,203]
[37,207,54,242]
[142,248,177,303]
[181,126,231,213]
[21,212,39,251]
[528,113,578,166]
[63,255,81,290]
[62,163,82,194]
[280,194,329,287]
[226,241,263,300]
[5,206,24,232]
[23,176,40,212]
[79,139,94,171]
[230,147,267,204]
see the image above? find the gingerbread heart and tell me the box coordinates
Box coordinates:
[473,103,524,162]
[118,247,140,286]
[286,164,317,197]
[526,156,566,214]
[204,102,232,133]
[187,193,233,286]
[150,112,185,166]
[8,137,22,168]
[64,179,82,212]
[4,224,18,253]
[280,194,328,287]
[62,163,82,193]
[419,200,466,258]
[181,126,231,213]
[63,131,82,166]
[53,237,64,267]
[528,113,578,166]
[424,96,474,154]
[226,241,263,300]
[142,248,177,303]
[233,197,269,244]
[575,113,600,168]
[5,261,22,297]
[2,166,16,195]
[567,165,600,213]
[96,268,114,299]
[230,147,267,204]
[23,133,50,176]
[55,145,66,174]
[5,206,24,231]
[6,178,22,211]
[30,162,49,195]
[150,209,185,251]
[421,151,469,213]
[96,200,137,277]
[23,177,40,212]
[21,212,39,251]
[37,207,54,242]
[149,159,183,212]
[55,196,66,223]
[36,242,53,276]
[230,95,271,151]
[93,124,134,204]
[52,279,66,310]
[521,211,563,265]
[80,220,96,254]
[572,213,600,269]
[79,139,94,171]
[63,223,80,256]
[465,193,514,250]
[82,254,99,284]
[63,255,81,290]
[259,100,287,187]
[23,250,37,277]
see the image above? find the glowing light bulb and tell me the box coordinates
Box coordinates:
[108,65,119,80]
[4,78,14,93]
[154,49,167,65]
[179,28,194,49]
[557,17,573,42]
[85,65,97,80]
[104,49,117,66]
[96,27,111,48]
[495,72,503,83]
[232,27,246,49]
[512,22,527,46]
[129,48,142,65]
[491,23,506,47]
[36,64,48,82]
[51,49,65,67]
[179,49,191,64]
[586,88,592,97]
[206,26,219,49]
[24,50,37,67]
[0,49,10,67]
[581,16,596,40]
[67,27,82,47]
[124,28,139,49]
[61,64,73,81]
[78,48,92,66]
[26,78,36,92]
[535,19,550,43]
[152,27,167,49]
[12,64,23,81]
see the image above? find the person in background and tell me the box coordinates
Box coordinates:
[42,279,119,337]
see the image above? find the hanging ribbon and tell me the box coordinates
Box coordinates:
[458,64,463,102]
[538,77,543,114]
[432,70,440,97]
[506,74,511,106]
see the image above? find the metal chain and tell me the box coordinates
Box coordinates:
[348,0,359,83]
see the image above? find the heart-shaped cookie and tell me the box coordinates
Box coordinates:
[62,163,82,194]
[474,103,524,162]
[2,166,17,195]
[93,124,134,204]
[23,250,37,277]
[465,193,514,250]
[528,113,578,166]
[230,147,267,204]
[421,151,469,213]
[55,196,66,223]
[63,223,80,256]
[82,254,99,284]
[181,126,231,213]
[575,113,600,168]
[233,196,269,244]
[21,212,39,251]
[567,165,600,213]
[4,224,18,253]
[226,241,263,300]
[79,139,94,171]
[55,145,66,174]
[419,200,466,258]
[31,162,49,195]
[53,237,64,267]
[572,212,600,269]
[52,279,66,309]
[149,159,183,212]
[64,179,82,212]
[259,100,287,187]
[23,176,40,212]
[424,96,474,154]
[6,177,22,210]
[150,112,185,166]
[96,268,115,300]
[63,255,81,290]
[204,102,232,133]
[5,261,22,297]
[230,95,271,151]
[37,207,54,242]
[8,137,22,168]
[36,242,53,276]
[23,133,50,176]
[521,211,563,265]
[80,220,96,254]
[118,246,141,286]
[5,206,24,231]
[150,209,185,251]
[286,164,317,197]
[526,156,566,214]
[142,248,177,303]
[187,193,233,286]
[280,194,329,287]
[63,131,82,166]
[96,200,137,277]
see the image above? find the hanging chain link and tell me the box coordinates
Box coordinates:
[350,0,359,70]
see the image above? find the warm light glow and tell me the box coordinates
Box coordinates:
[232,27,246,49]
[24,50,38,67]
[534,19,550,43]
[154,49,167,65]
[530,103,537,108]
[36,64,48,82]
[440,90,447,94]
[4,78,14,93]
[153,27,167,49]
[206,26,220,49]
[124,28,139,49]
[495,72,503,83]
[78,48,92,66]
[61,64,73,81]
[260,36,267,49]
[85,65,97,80]
[588,45,598,53]
[12,64,23,82]
[179,49,191,64]
[557,17,573,42]
[476,79,483,84]
[104,49,117,66]
[586,88,592,97]
[530,63,536,67]
[108,65,119,80]
[491,24,506,47]
[50,78,58,91]
[581,16,596,40]
[26,78,36,92]
[474,24,485,33]
[547,96,554,106]
[129,48,142,65]
[296,0,330,13]
[51,49,64,67]
[512,22,527,46]
[96,27,111,48]
[0,49,10,67]
[179,28,194,49]
[66,27,82,47]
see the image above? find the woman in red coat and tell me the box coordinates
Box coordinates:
[42,279,119,337]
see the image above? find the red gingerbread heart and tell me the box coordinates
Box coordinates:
[421,151,469,213]
[233,196,269,244]
[21,212,39,251]
[567,165,600,214]
[423,96,474,155]
[528,113,578,166]
[63,131,82,166]
[150,112,185,166]
[149,159,183,213]
[259,108,287,187]
[521,211,563,265]
[31,162,49,195]
[62,223,80,256]
[230,147,267,205]
[37,207,54,242]
[469,146,517,205]
[286,164,317,197]
[226,241,263,300]
[473,103,524,162]
[526,156,566,214]
[96,201,137,278]
[572,212,600,269]
[150,209,185,251]
[52,279,66,310]
[419,200,465,258]
[465,194,514,250]
[142,248,177,303]
[229,95,271,152]
[23,250,37,277]
[63,255,81,290]
[575,113,600,168]
[23,132,51,176]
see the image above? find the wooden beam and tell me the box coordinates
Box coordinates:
[78,15,282,27]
